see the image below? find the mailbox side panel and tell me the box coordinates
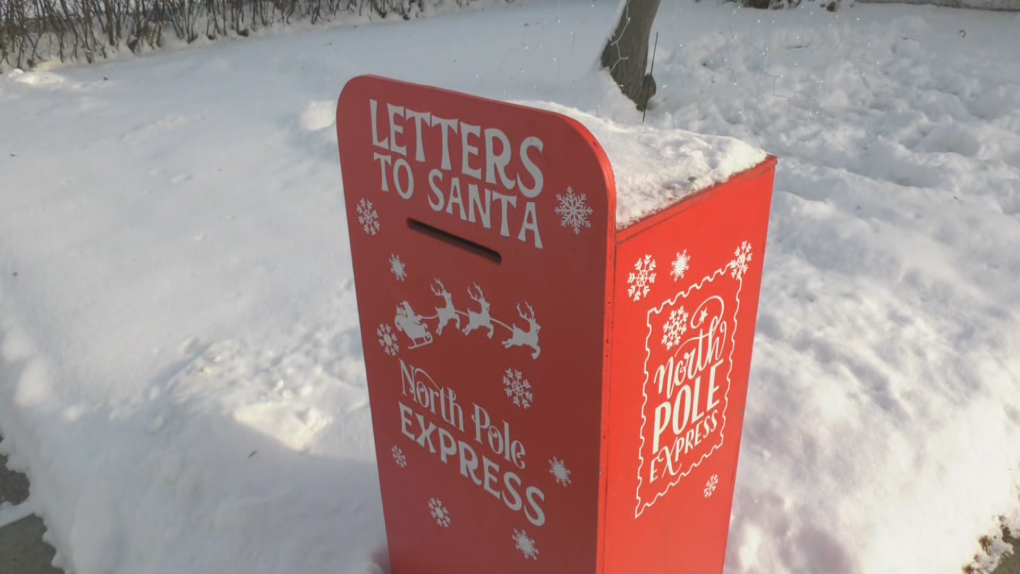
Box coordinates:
[337,76,617,574]
[601,161,776,574]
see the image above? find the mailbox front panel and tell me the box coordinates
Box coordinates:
[603,161,776,574]
[337,76,616,573]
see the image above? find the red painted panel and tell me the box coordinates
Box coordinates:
[602,161,776,574]
[336,75,617,573]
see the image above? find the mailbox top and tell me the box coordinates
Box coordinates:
[517,102,768,231]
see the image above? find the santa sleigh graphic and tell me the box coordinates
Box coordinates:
[394,301,433,350]
[390,282,542,358]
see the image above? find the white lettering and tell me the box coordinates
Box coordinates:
[405,109,431,162]
[517,136,544,198]
[387,104,406,156]
[460,122,482,179]
[370,99,388,149]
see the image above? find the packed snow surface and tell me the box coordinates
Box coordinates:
[521,101,769,227]
[1,1,1020,574]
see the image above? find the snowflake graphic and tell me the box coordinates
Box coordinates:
[661,307,689,350]
[429,498,451,527]
[357,199,380,236]
[554,187,593,235]
[389,254,407,282]
[549,457,571,487]
[704,474,719,498]
[729,241,752,280]
[627,255,657,302]
[670,250,690,282]
[513,529,539,560]
[392,446,407,468]
[377,324,399,356]
[503,368,534,409]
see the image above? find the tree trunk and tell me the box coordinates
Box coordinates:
[600,0,661,111]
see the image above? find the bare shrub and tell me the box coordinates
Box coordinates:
[0,0,509,72]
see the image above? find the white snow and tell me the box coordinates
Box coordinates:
[0,498,36,529]
[1,1,1020,574]
[520,101,769,227]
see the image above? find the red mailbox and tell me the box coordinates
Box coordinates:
[336,75,776,574]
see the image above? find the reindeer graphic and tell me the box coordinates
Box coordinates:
[502,302,541,359]
[463,284,495,339]
[431,279,460,336]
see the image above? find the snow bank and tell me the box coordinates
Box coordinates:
[519,101,768,228]
[1,2,1019,574]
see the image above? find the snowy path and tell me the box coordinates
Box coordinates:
[1,1,1019,573]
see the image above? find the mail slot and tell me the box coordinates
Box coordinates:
[336,75,776,574]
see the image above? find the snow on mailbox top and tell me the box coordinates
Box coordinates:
[517,101,767,229]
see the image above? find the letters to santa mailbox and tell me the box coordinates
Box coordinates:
[336,75,776,574]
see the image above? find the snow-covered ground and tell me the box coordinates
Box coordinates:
[1,1,1019,573]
